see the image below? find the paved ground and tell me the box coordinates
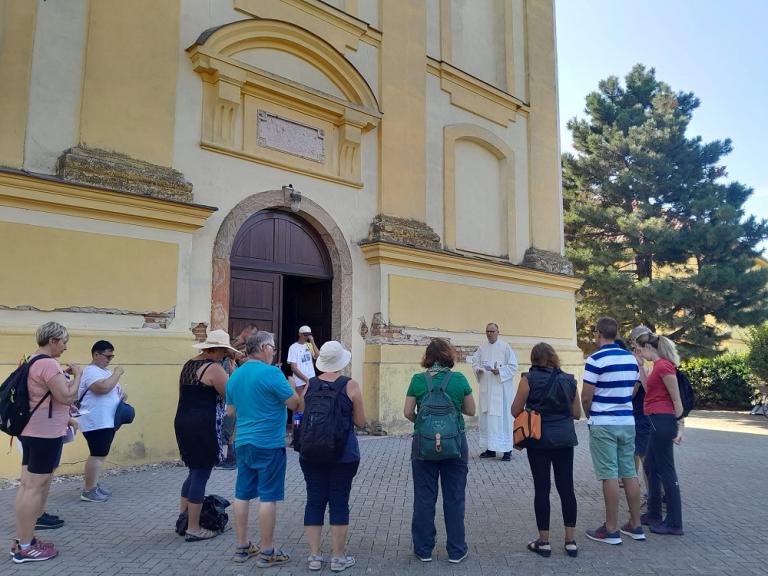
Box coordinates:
[2,411,767,576]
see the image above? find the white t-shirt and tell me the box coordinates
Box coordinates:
[287,342,315,387]
[78,365,123,432]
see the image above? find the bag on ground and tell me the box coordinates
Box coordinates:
[416,371,461,461]
[0,355,52,437]
[299,376,350,462]
[175,494,230,535]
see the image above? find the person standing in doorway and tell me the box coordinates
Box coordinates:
[471,323,518,460]
[287,326,319,397]
[77,340,124,502]
[581,317,645,545]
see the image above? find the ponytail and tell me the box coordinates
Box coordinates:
[655,335,680,367]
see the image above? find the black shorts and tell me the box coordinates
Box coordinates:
[83,428,116,457]
[20,436,64,474]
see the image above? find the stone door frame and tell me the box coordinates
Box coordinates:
[211,190,353,348]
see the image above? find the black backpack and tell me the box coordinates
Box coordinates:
[299,376,350,463]
[676,368,696,417]
[175,494,230,535]
[0,355,52,437]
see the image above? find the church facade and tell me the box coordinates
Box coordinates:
[0,0,581,477]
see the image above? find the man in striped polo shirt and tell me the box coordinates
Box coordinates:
[581,317,645,545]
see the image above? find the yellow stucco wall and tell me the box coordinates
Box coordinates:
[0,330,197,478]
[388,275,575,339]
[379,0,427,219]
[79,0,180,166]
[0,222,178,312]
[526,0,563,254]
[0,0,37,168]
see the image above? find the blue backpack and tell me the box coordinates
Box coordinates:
[415,371,461,460]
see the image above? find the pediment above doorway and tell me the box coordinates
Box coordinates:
[187,19,380,187]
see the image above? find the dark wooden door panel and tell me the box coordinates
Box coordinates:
[229,270,281,343]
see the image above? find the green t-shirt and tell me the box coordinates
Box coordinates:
[406,370,473,433]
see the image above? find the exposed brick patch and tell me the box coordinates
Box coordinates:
[364,313,432,346]
[142,311,174,329]
[453,345,478,363]
[190,322,208,342]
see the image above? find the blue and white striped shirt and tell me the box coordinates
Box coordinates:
[583,344,639,426]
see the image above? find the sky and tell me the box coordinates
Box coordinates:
[555,0,767,254]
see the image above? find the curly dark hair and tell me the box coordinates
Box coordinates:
[421,338,456,369]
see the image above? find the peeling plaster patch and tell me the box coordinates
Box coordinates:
[363,313,432,346]
[0,304,175,317]
[190,322,208,342]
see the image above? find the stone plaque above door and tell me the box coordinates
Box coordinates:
[257,111,325,163]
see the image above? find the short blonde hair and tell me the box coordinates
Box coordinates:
[36,322,69,347]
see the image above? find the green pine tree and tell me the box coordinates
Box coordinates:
[563,64,768,357]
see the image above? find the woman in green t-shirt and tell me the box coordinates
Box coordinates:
[404,339,475,564]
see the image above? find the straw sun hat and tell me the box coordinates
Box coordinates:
[192,329,238,353]
[315,341,351,373]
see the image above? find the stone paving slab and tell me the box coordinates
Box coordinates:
[2,413,766,576]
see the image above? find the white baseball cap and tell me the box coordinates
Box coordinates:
[298,325,312,334]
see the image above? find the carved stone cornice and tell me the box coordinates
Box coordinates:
[522,247,575,276]
[364,215,442,251]
[56,146,193,203]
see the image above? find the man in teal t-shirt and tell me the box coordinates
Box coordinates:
[225,331,302,567]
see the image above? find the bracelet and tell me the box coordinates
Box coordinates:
[676,415,684,421]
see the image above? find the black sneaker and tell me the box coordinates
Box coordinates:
[215,461,237,470]
[35,513,64,530]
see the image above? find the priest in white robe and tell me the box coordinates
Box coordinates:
[471,323,518,460]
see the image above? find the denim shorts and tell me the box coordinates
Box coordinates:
[235,445,286,502]
[588,425,637,480]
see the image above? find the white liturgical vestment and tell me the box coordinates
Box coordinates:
[471,340,518,452]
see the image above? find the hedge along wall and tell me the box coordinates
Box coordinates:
[680,353,756,410]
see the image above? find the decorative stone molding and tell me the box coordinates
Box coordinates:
[187,19,380,188]
[522,247,574,276]
[364,214,441,251]
[427,58,528,127]
[443,124,519,260]
[56,146,193,203]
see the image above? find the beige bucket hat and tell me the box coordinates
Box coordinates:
[315,341,352,373]
[192,329,238,353]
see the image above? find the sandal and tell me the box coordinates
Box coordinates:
[527,540,551,557]
[185,527,218,542]
[256,548,291,568]
[564,541,578,558]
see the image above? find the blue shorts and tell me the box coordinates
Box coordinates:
[634,415,651,456]
[235,445,286,502]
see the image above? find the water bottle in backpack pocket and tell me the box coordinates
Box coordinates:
[415,371,462,461]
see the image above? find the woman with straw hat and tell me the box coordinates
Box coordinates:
[174,329,237,541]
[300,341,365,572]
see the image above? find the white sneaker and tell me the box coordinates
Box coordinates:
[331,554,355,572]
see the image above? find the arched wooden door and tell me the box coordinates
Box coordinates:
[229,210,333,361]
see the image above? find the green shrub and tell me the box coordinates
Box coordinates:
[679,353,755,410]
[746,323,768,384]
